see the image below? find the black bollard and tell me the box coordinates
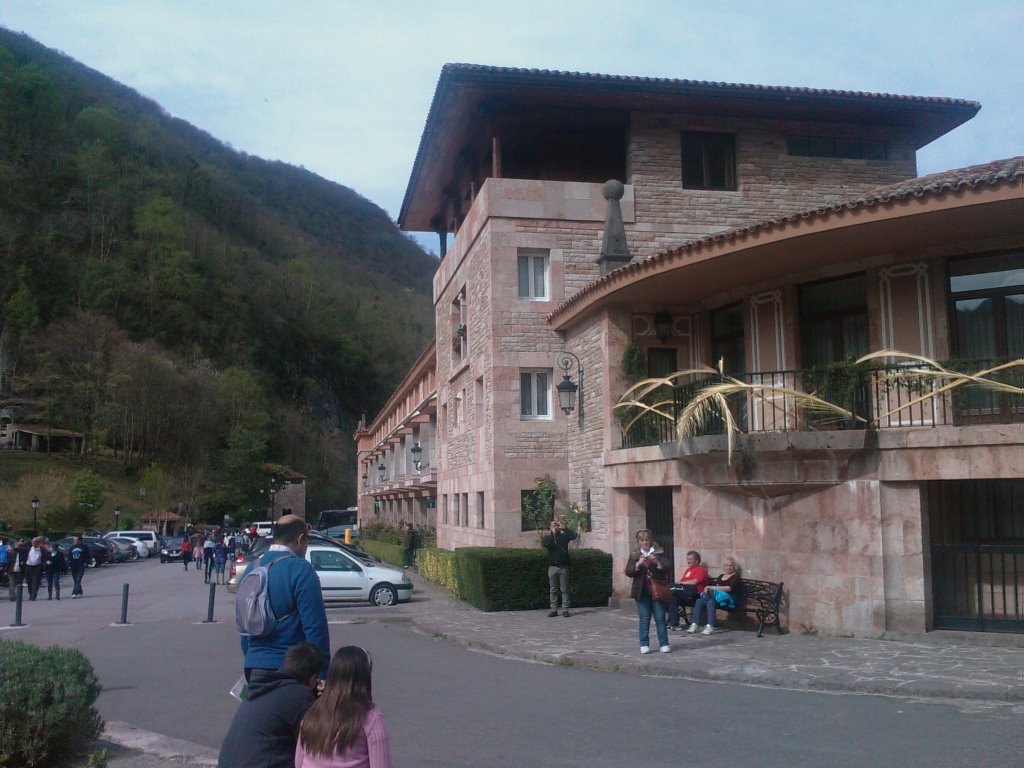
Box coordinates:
[203,580,217,623]
[116,583,130,625]
[11,583,24,627]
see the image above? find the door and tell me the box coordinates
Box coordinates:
[644,487,674,568]
[308,548,368,602]
[927,479,1024,632]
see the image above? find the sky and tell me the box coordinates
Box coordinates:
[3,1,1022,256]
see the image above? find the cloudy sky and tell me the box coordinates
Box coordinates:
[3,1,1022,255]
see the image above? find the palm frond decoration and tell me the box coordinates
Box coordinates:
[614,364,859,464]
[854,351,1024,421]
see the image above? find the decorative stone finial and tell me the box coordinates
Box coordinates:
[598,179,630,275]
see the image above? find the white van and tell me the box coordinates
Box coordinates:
[252,521,275,537]
[112,530,161,557]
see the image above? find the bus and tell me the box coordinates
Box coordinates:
[316,508,359,539]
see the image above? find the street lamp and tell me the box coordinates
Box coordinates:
[31,496,39,535]
[269,486,278,521]
[361,471,369,489]
[555,351,584,428]
[114,505,121,532]
[378,463,386,483]
[411,442,423,473]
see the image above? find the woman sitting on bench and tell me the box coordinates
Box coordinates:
[688,556,740,636]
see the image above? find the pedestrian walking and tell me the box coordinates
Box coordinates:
[68,536,89,598]
[295,646,393,768]
[181,536,193,571]
[44,543,66,600]
[194,535,204,573]
[542,518,577,618]
[625,529,672,654]
[401,523,416,569]
[204,534,216,583]
[214,539,228,585]
[24,537,45,600]
[7,538,27,601]
[0,537,9,588]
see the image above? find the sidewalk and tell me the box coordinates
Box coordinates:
[406,575,1024,702]
[79,572,1024,766]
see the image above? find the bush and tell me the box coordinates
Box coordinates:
[417,547,462,598]
[417,547,612,612]
[360,522,402,545]
[359,539,404,567]
[0,640,103,766]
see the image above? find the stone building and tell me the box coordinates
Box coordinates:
[357,64,1024,636]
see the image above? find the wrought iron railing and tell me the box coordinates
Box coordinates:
[619,359,1024,448]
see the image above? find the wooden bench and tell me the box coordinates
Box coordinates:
[674,578,784,638]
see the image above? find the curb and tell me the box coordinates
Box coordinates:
[101,722,220,766]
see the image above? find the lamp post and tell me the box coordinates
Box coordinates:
[31,496,39,535]
[411,442,423,473]
[555,351,584,429]
[361,472,368,489]
[269,486,278,521]
[378,463,386,483]
[114,505,121,532]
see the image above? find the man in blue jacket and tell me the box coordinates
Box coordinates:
[240,515,330,684]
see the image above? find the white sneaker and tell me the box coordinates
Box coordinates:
[702,624,714,635]
[659,645,671,653]
[687,623,699,634]
[640,645,651,654]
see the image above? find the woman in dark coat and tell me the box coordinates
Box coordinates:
[624,529,673,655]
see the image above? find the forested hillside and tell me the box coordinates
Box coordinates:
[0,29,436,525]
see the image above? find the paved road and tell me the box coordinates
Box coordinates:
[4,559,1024,767]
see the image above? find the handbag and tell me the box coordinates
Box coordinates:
[649,576,672,603]
[711,588,735,609]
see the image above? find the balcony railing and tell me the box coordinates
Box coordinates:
[620,359,1024,448]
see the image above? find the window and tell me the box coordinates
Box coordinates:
[477,491,485,529]
[647,348,677,378]
[452,494,461,527]
[310,550,360,572]
[710,303,746,374]
[949,253,1024,422]
[681,131,736,190]
[520,370,551,419]
[799,275,868,367]
[788,136,887,161]
[518,249,549,300]
[462,493,469,526]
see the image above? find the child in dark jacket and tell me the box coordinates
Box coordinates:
[218,643,325,768]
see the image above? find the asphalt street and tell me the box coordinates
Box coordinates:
[3,558,1024,767]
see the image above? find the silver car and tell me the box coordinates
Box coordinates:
[108,536,148,561]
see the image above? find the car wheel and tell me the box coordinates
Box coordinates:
[369,584,398,607]
[87,556,98,569]
[129,550,139,561]
[160,556,167,563]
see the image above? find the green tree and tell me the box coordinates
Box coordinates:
[69,468,105,529]
[521,474,558,542]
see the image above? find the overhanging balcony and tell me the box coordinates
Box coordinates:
[620,359,1024,449]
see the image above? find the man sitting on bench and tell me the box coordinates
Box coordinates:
[668,550,709,630]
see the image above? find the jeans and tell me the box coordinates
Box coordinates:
[636,589,669,648]
[25,564,42,600]
[46,570,61,599]
[204,553,214,582]
[71,569,85,597]
[692,595,718,627]
[548,565,570,610]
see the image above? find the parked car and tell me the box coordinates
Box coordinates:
[52,536,110,568]
[159,538,183,563]
[108,536,148,561]
[228,542,411,606]
[226,533,382,594]
[111,530,160,556]
[106,537,134,562]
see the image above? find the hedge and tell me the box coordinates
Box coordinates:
[0,640,103,766]
[418,547,612,612]
[359,539,404,567]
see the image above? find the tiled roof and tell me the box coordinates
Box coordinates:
[551,156,1024,322]
[439,63,981,109]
